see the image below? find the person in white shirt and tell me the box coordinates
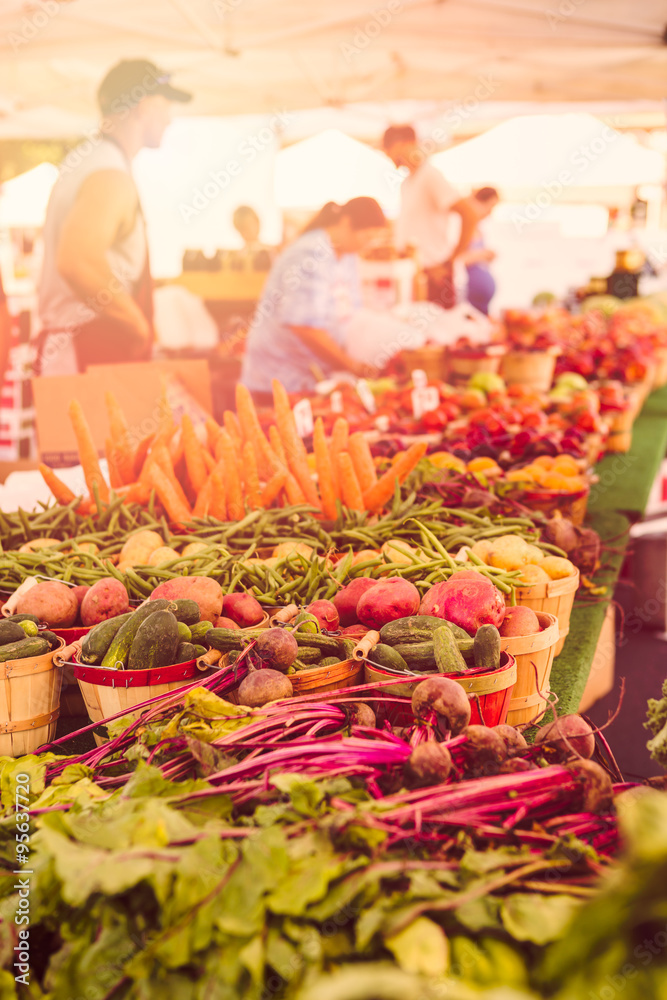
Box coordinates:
[383,124,477,309]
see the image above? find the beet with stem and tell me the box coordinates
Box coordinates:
[456,725,508,776]
[493,724,528,756]
[567,759,613,813]
[404,741,453,788]
[253,628,298,673]
[411,676,471,736]
[535,715,595,760]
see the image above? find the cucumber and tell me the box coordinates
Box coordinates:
[172,599,201,626]
[127,610,180,671]
[18,620,39,637]
[319,656,342,667]
[369,643,409,673]
[6,613,41,626]
[0,637,50,662]
[296,645,322,664]
[40,630,61,651]
[473,624,501,671]
[433,626,468,675]
[101,600,173,669]
[205,628,247,653]
[379,616,459,646]
[190,620,214,642]
[193,644,207,658]
[177,622,192,643]
[173,641,197,664]
[392,641,437,672]
[0,621,29,646]
[81,612,133,665]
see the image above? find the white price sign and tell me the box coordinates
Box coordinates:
[292,398,314,438]
[356,379,376,414]
[411,386,439,420]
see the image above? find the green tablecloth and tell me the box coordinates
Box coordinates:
[549,509,629,717]
[588,384,667,516]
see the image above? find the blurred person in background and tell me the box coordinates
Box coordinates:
[232,205,263,252]
[36,59,191,375]
[241,197,387,403]
[461,186,500,315]
[383,124,477,309]
[0,272,10,392]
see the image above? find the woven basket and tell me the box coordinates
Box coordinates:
[502,612,559,726]
[514,569,579,657]
[394,347,448,382]
[0,638,65,757]
[500,350,558,393]
[520,486,589,527]
[445,348,504,387]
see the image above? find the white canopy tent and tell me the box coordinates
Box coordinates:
[0,0,666,123]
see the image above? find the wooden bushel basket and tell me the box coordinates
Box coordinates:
[502,612,559,726]
[514,569,579,657]
[0,637,65,758]
[364,651,517,728]
[52,627,91,717]
[445,347,505,387]
[500,349,558,393]
[290,658,363,695]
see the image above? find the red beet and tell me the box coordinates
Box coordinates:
[349,702,376,728]
[567,759,613,813]
[535,715,595,760]
[457,725,507,775]
[493,724,528,756]
[332,578,378,627]
[222,592,264,628]
[237,669,293,707]
[404,742,453,788]
[419,572,505,636]
[411,676,471,736]
[254,628,298,672]
[306,599,339,632]
[356,577,420,629]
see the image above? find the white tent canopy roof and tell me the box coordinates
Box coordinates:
[1,0,666,120]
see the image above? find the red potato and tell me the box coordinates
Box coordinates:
[356,576,420,629]
[80,577,130,627]
[339,624,370,639]
[71,585,90,612]
[332,578,378,627]
[420,572,505,636]
[16,581,78,628]
[222,592,264,628]
[215,616,241,630]
[306,599,339,631]
[499,605,541,637]
[151,576,223,624]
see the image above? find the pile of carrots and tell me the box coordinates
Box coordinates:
[39,379,427,527]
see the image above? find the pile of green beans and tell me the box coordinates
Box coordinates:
[0,491,565,605]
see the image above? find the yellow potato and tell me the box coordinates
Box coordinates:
[525,544,545,564]
[488,535,531,571]
[517,564,551,585]
[272,542,314,560]
[18,538,60,554]
[470,540,494,563]
[382,540,418,565]
[182,541,209,559]
[148,546,181,566]
[541,556,577,580]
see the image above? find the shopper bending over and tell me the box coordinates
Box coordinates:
[461,186,500,315]
[241,197,387,403]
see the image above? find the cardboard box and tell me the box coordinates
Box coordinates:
[31,360,212,468]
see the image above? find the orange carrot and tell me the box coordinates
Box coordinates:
[181,414,208,493]
[104,391,134,484]
[104,438,123,490]
[39,463,77,507]
[202,449,216,474]
[329,417,349,499]
[363,442,428,513]
[268,425,287,466]
[169,429,184,469]
[272,379,320,508]
[223,409,242,444]
[155,374,175,445]
[193,475,214,518]
[241,440,262,508]
[147,463,191,527]
[337,451,365,512]
[283,472,306,505]
[313,418,338,521]
[260,469,287,508]
[116,481,151,505]
[218,430,244,520]
[209,466,228,521]
[150,441,192,515]
[68,399,110,503]
[235,385,277,478]
[347,432,377,495]
[132,433,155,480]
[205,417,223,455]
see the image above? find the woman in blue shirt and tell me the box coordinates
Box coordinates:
[463,187,499,316]
[241,197,386,402]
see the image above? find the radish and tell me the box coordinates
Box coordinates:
[411,676,471,736]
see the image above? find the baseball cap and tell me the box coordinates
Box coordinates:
[98,59,192,114]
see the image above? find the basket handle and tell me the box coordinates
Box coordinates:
[53,639,82,668]
[1,577,39,618]
[272,604,299,624]
[197,648,222,671]
[353,631,380,660]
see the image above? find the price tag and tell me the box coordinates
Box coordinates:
[330,391,344,414]
[356,379,376,414]
[411,368,428,389]
[411,386,439,420]
[292,398,314,438]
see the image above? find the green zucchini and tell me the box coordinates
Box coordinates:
[190,620,214,642]
[0,621,29,646]
[6,613,41,626]
[0,637,49,662]
[171,599,201,626]
[433,626,468,674]
[369,643,409,673]
[173,641,197,664]
[177,622,192,643]
[473,624,501,671]
[101,600,173,669]
[81,612,133,665]
[127,610,180,671]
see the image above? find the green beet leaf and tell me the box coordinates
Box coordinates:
[384,917,449,977]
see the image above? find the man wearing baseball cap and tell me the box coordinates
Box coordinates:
[36,60,191,375]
